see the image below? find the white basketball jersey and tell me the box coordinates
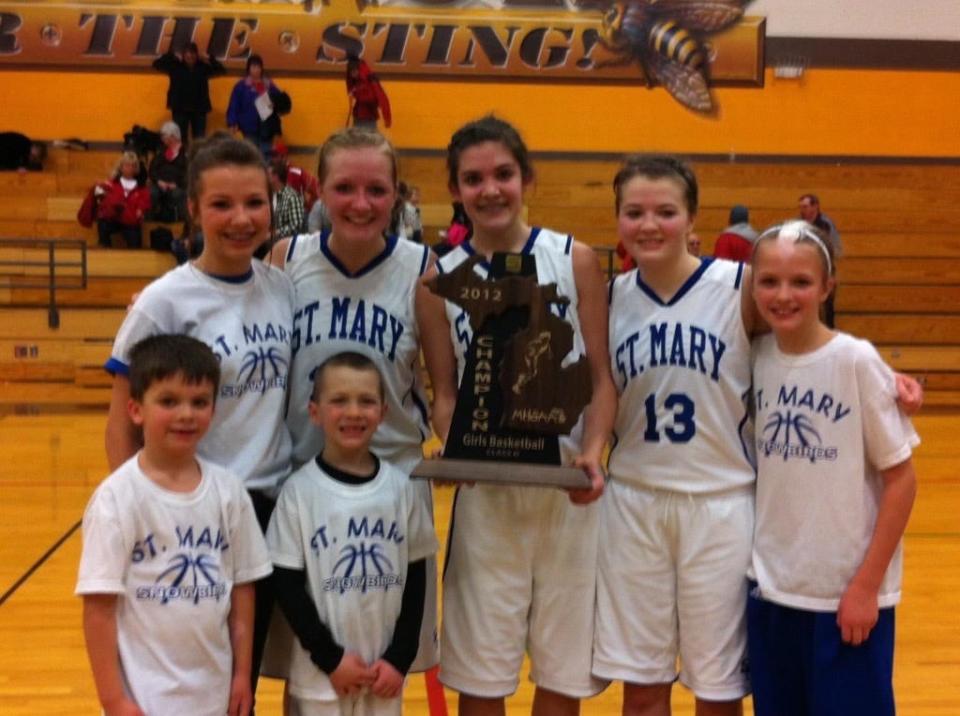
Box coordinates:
[436,227,585,460]
[608,258,754,493]
[284,233,432,473]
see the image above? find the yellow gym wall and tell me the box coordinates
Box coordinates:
[3,66,958,157]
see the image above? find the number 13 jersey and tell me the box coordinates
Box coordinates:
[608,258,754,493]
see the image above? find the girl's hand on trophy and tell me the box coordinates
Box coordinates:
[568,454,605,505]
[426,444,474,488]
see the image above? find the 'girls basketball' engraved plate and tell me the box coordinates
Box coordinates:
[412,252,591,488]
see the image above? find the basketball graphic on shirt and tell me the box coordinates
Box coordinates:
[762,409,822,461]
[239,345,289,384]
[155,552,222,604]
[331,542,396,594]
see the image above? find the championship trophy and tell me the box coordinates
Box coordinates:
[412,252,593,488]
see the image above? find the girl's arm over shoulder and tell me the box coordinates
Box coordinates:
[739,264,769,338]
[837,458,916,646]
[83,594,145,716]
[569,240,617,505]
[894,373,923,415]
[417,255,458,445]
[266,237,291,270]
[105,374,141,471]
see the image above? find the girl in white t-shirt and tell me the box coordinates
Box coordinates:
[747,220,918,716]
[104,134,295,699]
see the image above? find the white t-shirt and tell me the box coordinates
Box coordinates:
[107,261,295,496]
[266,458,438,701]
[750,332,919,611]
[283,232,431,473]
[76,456,273,716]
[608,258,754,493]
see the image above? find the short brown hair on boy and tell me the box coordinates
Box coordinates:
[128,334,221,400]
[310,352,384,402]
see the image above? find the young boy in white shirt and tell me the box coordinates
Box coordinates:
[266,351,438,715]
[77,334,272,716]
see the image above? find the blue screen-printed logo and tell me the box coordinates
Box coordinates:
[137,553,226,604]
[239,345,288,383]
[220,345,288,398]
[758,409,837,464]
[324,541,400,594]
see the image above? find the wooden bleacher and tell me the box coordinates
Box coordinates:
[1,149,958,406]
[1,183,174,404]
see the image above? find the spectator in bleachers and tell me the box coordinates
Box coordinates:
[270,143,319,212]
[687,231,701,256]
[286,163,319,212]
[0,132,46,171]
[346,56,391,130]
[148,122,187,222]
[799,193,842,327]
[713,204,758,262]
[268,160,305,241]
[405,183,423,243]
[434,201,471,257]
[391,181,423,242]
[96,151,151,249]
[306,197,331,234]
[798,193,842,257]
[227,55,285,156]
[152,42,225,145]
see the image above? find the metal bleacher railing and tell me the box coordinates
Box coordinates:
[0,238,88,328]
[0,239,608,330]
[594,245,615,280]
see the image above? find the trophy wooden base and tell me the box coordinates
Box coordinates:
[411,458,591,489]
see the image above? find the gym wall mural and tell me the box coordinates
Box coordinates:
[0,0,765,114]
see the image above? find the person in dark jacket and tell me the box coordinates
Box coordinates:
[147,122,188,221]
[0,132,46,171]
[152,42,225,145]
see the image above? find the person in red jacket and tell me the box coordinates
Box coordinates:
[270,142,319,212]
[713,204,758,263]
[96,151,151,248]
[346,56,391,130]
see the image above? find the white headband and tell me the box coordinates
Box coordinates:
[758,220,833,276]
